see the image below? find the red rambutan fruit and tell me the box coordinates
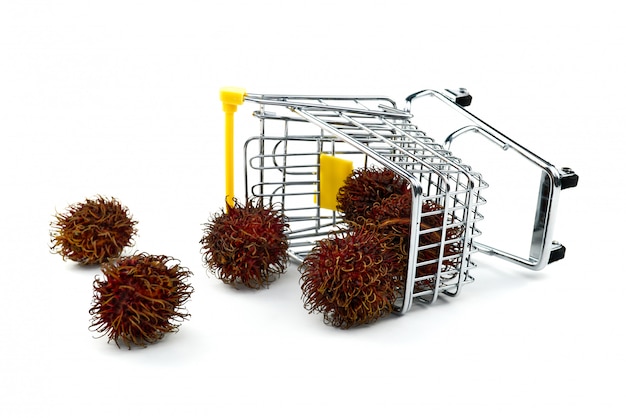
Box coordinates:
[413,200,465,291]
[200,198,289,289]
[370,193,413,277]
[337,167,409,222]
[50,196,137,265]
[89,253,193,349]
[300,223,402,329]
[337,167,465,294]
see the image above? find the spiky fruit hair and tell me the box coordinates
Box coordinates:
[50,196,137,265]
[336,167,409,222]
[300,223,402,329]
[200,198,289,289]
[89,253,193,349]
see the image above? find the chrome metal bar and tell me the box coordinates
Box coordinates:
[407,89,577,270]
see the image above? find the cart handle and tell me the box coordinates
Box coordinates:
[407,89,578,270]
[220,87,247,209]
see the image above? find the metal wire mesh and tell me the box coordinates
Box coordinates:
[242,94,487,313]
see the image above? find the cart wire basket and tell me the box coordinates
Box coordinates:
[219,87,578,315]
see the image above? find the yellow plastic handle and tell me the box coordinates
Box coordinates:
[219,87,246,209]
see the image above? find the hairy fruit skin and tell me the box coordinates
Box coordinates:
[336,167,465,294]
[89,253,193,349]
[337,167,409,222]
[50,196,137,265]
[200,199,289,289]
[300,224,401,329]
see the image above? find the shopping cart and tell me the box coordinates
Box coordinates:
[219,87,578,314]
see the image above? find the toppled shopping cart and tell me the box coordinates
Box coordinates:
[217,86,578,323]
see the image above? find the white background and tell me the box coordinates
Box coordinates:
[1,1,624,416]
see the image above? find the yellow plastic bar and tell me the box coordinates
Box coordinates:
[319,153,354,210]
[219,87,246,209]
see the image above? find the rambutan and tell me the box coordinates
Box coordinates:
[418,200,464,274]
[300,223,402,329]
[200,198,289,289]
[337,167,465,294]
[89,253,193,349]
[337,167,409,222]
[50,196,137,265]
[370,193,413,278]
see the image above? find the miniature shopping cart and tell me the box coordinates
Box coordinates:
[219,87,578,314]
